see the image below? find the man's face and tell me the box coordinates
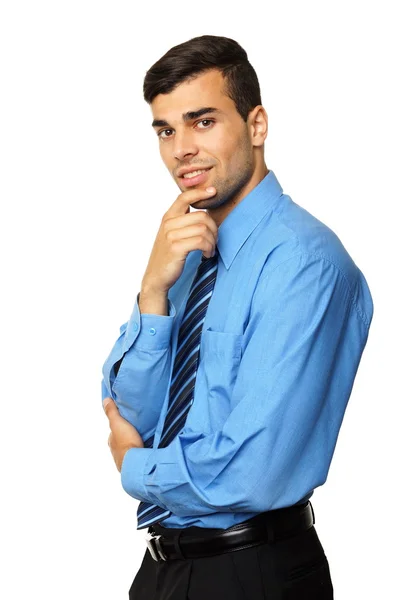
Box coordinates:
[150,69,259,220]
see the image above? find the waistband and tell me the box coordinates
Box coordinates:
[145,501,315,561]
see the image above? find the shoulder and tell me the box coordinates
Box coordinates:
[258,196,374,328]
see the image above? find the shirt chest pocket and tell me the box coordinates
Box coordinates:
[200,328,244,418]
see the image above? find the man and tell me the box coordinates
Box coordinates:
[101,35,373,599]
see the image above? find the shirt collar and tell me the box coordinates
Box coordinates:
[216,169,283,270]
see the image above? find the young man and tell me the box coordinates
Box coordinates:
[101,35,373,599]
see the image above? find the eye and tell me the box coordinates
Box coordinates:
[157,129,173,139]
[196,119,214,129]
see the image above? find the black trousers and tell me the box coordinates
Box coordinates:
[129,512,334,599]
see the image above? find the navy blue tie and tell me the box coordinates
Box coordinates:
[136,249,219,529]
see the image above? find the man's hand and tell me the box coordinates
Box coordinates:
[103,397,144,472]
[141,186,218,295]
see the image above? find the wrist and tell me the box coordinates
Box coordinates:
[139,285,169,316]
[141,279,168,296]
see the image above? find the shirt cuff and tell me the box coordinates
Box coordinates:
[120,447,155,503]
[124,292,176,352]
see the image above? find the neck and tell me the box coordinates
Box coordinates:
[209,162,269,227]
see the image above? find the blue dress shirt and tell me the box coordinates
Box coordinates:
[101,169,374,529]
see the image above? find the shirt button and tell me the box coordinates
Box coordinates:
[133,322,138,331]
[149,327,156,335]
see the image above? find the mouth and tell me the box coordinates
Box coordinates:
[179,167,213,187]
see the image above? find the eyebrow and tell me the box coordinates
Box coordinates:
[151,107,222,128]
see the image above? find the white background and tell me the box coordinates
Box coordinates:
[1,1,398,598]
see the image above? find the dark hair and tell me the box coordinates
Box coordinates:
[143,35,262,122]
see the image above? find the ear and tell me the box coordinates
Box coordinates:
[248,105,268,147]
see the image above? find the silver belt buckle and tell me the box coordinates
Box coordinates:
[145,532,168,562]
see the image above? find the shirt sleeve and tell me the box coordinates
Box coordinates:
[120,253,373,514]
[101,291,177,442]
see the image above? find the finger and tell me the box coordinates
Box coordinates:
[103,397,118,420]
[174,228,217,256]
[164,211,219,240]
[167,234,217,260]
[166,187,216,218]
[165,221,218,245]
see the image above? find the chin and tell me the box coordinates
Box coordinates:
[191,198,208,208]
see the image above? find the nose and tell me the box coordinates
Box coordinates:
[173,129,199,161]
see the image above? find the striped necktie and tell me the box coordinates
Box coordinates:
[136,249,219,529]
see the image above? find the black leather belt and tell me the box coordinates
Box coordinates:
[145,501,315,562]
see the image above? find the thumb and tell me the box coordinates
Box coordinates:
[103,397,118,420]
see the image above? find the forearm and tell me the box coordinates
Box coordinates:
[101,291,176,439]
